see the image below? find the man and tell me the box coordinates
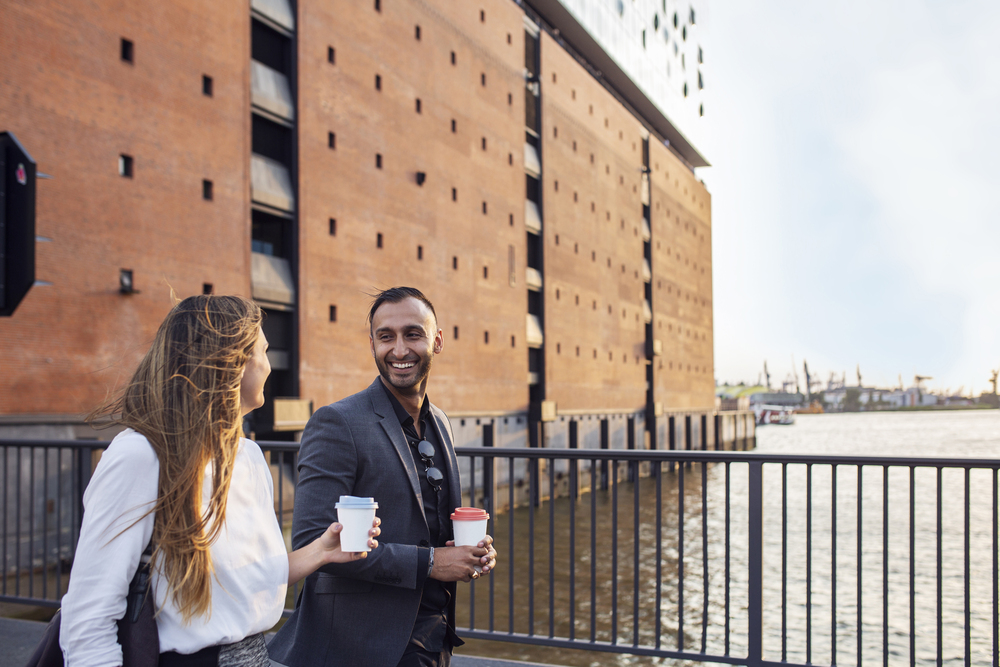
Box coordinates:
[269,287,497,667]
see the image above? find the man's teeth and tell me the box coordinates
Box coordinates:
[391,362,415,369]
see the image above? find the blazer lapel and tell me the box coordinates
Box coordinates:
[368,380,425,520]
[429,406,462,512]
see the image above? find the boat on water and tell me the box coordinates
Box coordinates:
[755,404,795,425]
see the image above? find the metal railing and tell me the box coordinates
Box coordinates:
[2,435,998,667]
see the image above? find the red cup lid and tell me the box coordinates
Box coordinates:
[451,507,489,521]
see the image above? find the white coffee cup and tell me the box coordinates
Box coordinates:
[451,507,490,573]
[335,495,379,552]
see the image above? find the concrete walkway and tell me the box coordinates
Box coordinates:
[0,618,556,667]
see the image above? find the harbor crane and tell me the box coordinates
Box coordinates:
[914,375,932,389]
[989,369,998,396]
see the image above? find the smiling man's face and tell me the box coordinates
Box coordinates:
[370,297,443,396]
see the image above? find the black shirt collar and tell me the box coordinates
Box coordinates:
[378,378,431,431]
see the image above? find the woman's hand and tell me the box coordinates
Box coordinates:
[287,517,381,585]
[317,518,381,564]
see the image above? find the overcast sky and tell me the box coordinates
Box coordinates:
[697,0,1000,395]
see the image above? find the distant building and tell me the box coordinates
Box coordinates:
[1,0,714,439]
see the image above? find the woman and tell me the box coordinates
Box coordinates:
[60,295,379,666]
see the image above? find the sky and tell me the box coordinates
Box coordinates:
[696,0,1000,396]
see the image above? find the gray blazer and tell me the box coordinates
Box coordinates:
[268,378,462,667]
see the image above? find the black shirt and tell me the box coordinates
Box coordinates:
[378,381,461,654]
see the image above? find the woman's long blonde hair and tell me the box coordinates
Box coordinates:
[92,295,262,621]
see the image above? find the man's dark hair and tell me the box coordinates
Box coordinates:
[367,287,437,330]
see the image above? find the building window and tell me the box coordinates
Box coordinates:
[698,71,704,89]
[553,126,558,138]
[482,201,487,214]
[374,0,381,12]
[507,33,512,44]
[481,73,487,86]
[375,74,382,90]
[202,283,213,295]
[329,218,337,235]
[415,25,421,40]
[480,9,485,22]
[376,232,383,248]
[452,256,458,270]
[511,335,516,347]
[453,326,459,339]
[483,266,488,279]
[481,137,487,150]
[683,82,688,97]
[119,269,136,294]
[121,38,134,63]
[329,132,336,149]
[484,331,489,344]
[329,305,337,322]
[508,153,513,165]
[698,46,703,64]
[119,154,133,178]
[376,153,383,169]
[509,213,514,226]
[202,179,213,200]
[451,119,457,133]
[450,51,456,65]
[417,245,423,260]
[328,46,336,64]
[415,98,422,113]
[690,7,696,24]
[202,75,213,96]
[508,93,513,105]
[451,187,457,201]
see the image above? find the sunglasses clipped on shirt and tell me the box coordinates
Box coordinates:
[414,439,444,492]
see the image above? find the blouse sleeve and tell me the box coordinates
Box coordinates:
[60,431,159,667]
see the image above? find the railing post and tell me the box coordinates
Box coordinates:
[701,414,708,450]
[482,421,497,519]
[627,417,637,483]
[747,461,764,667]
[568,419,579,501]
[599,418,609,490]
[75,445,94,533]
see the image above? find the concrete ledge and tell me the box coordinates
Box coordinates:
[0,618,558,667]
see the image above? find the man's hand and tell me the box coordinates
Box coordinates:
[429,534,498,583]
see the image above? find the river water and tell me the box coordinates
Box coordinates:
[454,410,1000,666]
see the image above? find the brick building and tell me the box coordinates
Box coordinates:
[0,0,714,442]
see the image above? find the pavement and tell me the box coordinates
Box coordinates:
[0,617,556,667]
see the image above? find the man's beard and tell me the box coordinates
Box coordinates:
[376,352,433,391]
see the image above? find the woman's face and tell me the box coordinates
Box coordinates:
[240,327,271,416]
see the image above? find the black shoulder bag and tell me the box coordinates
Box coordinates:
[24,542,159,667]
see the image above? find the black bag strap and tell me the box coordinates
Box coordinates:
[125,541,154,624]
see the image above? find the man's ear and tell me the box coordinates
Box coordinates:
[433,329,444,354]
[369,335,376,357]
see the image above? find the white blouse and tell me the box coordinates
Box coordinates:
[60,429,289,666]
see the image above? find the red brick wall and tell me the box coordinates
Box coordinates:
[539,31,649,412]
[0,0,250,415]
[296,0,528,412]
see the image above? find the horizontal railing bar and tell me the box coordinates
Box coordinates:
[2,440,998,469]
[0,595,61,608]
[454,448,1000,468]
